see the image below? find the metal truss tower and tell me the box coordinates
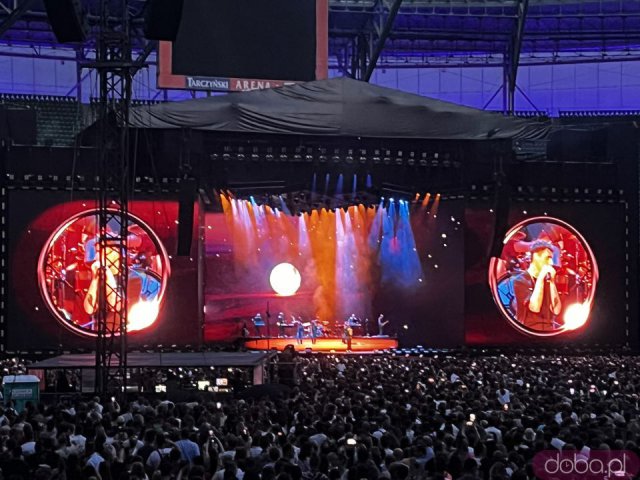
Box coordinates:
[93,0,132,396]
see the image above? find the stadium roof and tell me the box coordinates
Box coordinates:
[0,1,639,68]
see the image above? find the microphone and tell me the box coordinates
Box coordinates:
[545,258,553,282]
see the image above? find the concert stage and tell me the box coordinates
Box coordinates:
[243,337,398,353]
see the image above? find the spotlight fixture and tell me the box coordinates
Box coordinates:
[345,149,354,164]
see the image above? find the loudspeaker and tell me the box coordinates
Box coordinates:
[547,128,607,163]
[144,0,185,41]
[43,0,87,43]
[488,180,511,258]
[6,109,37,145]
[0,107,8,141]
[177,178,196,256]
[606,124,638,162]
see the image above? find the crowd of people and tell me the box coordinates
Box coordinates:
[0,350,638,479]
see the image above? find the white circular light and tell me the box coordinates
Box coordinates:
[563,303,590,331]
[269,263,301,296]
[128,300,160,332]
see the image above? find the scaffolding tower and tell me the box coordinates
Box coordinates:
[92,0,132,396]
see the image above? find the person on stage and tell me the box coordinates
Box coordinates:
[252,313,265,337]
[310,318,321,344]
[241,321,250,338]
[377,314,389,336]
[341,320,354,350]
[277,312,286,338]
[295,318,305,345]
[512,240,562,331]
[345,313,360,337]
[345,323,353,351]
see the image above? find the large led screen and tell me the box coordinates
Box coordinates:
[489,217,598,337]
[38,209,171,337]
[465,201,627,346]
[203,195,465,348]
[6,191,200,351]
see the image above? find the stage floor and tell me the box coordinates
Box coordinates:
[243,336,398,352]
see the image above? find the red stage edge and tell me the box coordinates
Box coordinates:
[243,337,398,353]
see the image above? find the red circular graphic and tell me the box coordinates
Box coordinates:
[489,217,598,337]
[38,209,171,337]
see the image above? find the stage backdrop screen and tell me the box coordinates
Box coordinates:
[465,200,627,346]
[203,195,465,348]
[5,190,200,352]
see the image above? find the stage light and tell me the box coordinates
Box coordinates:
[563,303,590,330]
[128,300,160,332]
[269,262,302,296]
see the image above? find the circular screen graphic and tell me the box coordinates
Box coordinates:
[488,217,598,337]
[38,210,171,337]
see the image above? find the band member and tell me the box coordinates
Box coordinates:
[343,322,353,351]
[277,312,286,338]
[294,318,305,345]
[363,317,371,337]
[512,240,562,331]
[341,321,348,343]
[241,321,250,338]
[83,237,123,330]
[82,217,154,320]
[310,318,320,344]
[252,313,265,337]
[377,314,389,336]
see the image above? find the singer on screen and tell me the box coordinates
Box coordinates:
[512,240,562,331]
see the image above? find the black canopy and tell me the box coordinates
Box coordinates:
[128,77,549,141]
[29,351,273,369]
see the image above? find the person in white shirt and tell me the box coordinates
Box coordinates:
[146,435,173,473]
[497,388,511,405]
[86,450,105,473]
[174,429,200,464]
